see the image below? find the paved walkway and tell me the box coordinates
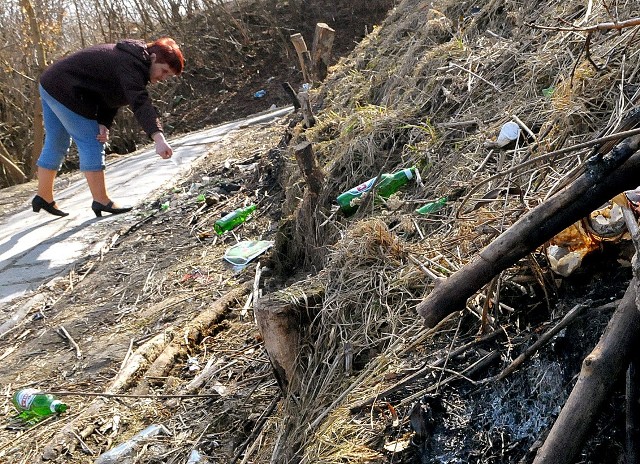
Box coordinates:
[0,106,292,309]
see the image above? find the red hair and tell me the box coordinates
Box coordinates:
[147,37,184,75]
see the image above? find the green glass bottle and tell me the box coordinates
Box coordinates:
[12,388,68,421]
[416,197,447,215]
[214,204,257,235]
[337,168,415,214]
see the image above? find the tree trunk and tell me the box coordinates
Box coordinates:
[20,0,46,179]
[254,286,323,391]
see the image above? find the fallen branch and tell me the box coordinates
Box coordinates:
[133,283,251,394]
[39,284,249,461]
[350,327,504,412]
[0,294,45,340]
[38,331,170,462]
[231,392,282,463]
[56,326,82,359]
[396,351,501,408]
[533,279,640,464]
[527,17,640,33]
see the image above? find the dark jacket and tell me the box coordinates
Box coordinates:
[40,40,162,137]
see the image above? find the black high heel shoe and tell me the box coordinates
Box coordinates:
[91,200,133,217]
[32,195,69,217]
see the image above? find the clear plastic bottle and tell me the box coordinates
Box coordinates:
[214,204,256,235]
[337,168,415,214]
[12,388,68,421]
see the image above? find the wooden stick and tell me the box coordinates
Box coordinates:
[133,283,250,395]
[57,325,82,359]
[627,354,640,464]
[231,392,282,463]
[294,141,324,194]
[44,390,223,399]
[290,33,313,83]
[396,351,501,408]
[0,294,45,340]
[281,82,301,110]
[297,91,315,128]
[533,280,640,464]
[350,328,504,412]
[310,23,335,81]
[495,302,589,381]
[39,285,249,462]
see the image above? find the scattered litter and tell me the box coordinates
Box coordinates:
[584,200,626,239]
[223,240,274,267]
[170,152,183,166]
[337,168,415,215]
[485,121,521,148]
[187,356,200,372]
[94,424,171,464]
[416,197,447,215]
[542,86,555,98]
[546,222,598,277]
[384,438,411,452]
[254,89,266,98]
[187,449,209,463]
[161,201,170,211]
[214,204,257,234]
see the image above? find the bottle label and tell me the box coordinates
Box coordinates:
[402,168,414,180]
[15,388,39,410]
[346,178,377,195]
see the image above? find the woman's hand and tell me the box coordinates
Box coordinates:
[97,125,109,143]
[152,131,173,159]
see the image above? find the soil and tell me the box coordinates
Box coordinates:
[0,119,296,462]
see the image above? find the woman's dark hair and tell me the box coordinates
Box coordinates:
[147,37,184,75]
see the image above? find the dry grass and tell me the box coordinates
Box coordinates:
[253,0,640,461]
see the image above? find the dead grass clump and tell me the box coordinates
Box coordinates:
[259,219,427,461]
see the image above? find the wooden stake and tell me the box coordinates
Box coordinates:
[297,90,315,128]
[290,33,313,84]
[294,141,324,195]
[627,355,640,464]
[311,23,335,81]
[281,82,301,110]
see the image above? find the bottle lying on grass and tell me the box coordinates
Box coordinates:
[12,388,68,423]
[337,168,415,215]
[214,204,257,235]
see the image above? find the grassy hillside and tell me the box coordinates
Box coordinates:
[261,0,640,461]
[2,0,640,462]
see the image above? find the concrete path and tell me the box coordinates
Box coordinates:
[0,106,292,308]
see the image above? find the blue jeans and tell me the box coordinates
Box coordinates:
[36,85,105,172]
